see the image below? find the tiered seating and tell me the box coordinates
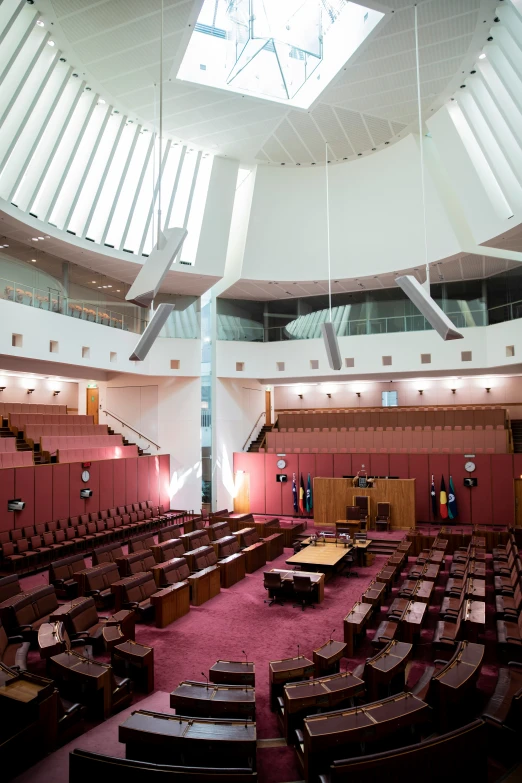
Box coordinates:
[40,433,122,456]
[9,413,92,434]
[0,448,33,467]
[58,444,138,462]
[266,427,508,453]
[0,402,67,417]
[277,407,507,430]
[25,423,107,444]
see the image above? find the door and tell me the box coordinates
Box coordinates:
[86,387,99,425]
[515,479,522,526]
[265,389,272,427]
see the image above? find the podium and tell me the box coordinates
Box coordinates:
[314,478,415,530]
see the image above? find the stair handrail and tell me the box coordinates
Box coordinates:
[102,409,161,450]
[242,411,266,451]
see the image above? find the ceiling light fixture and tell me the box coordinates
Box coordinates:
[31,259,36,263]
[485,387,491,393]
[53,390,60,396]
[479,53,486,59]
[27,388,35,394]
[47,40,55,46]
[298,394,303,399]
[418,389,424,395]
[451,388,457,394]
[36,19,44,26]
[0,387,5,392]
[356,392,361,398]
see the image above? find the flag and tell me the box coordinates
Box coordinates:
[430,475,437,517]
[292,473,298,513]
[306,473,313,513]
[448,475,458,520]
[439,475,448,519]
[299,474,305,514]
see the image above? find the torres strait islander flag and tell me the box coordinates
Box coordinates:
[292,473,298,513]
[439,475,449,519]
[448,475,458,520]
[306,473,313,513]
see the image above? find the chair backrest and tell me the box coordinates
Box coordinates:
[354,496,369,514]
[377,502,390,517]
[263,572,282,589]
[293,574,312,594]
[346,506,360,521]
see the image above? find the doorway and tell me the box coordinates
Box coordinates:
[515,479,522,527]
[86,387,99,425]
[265,389,272,427]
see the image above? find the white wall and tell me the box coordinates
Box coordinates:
[0,372,78,408]
[214,378,265,510]
[94,374,202,512]
[0,298,201,377]
[240,135,461,283]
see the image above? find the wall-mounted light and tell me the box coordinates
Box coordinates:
[298,394,303,399]
[356,392,361,398]
[53,390,60,396]
[27,388,35,394]
[326,393,332,399]
[418,389,424,395]
[485,387,491,393]
[0,387,5,392]
[451,388,457,394]
[8,499,25,511]
[80,489,92,499]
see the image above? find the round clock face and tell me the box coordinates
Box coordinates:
[276,459,286,470]
[464,461,476,473]
[81,470,90,483]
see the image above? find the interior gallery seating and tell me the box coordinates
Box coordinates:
[277,407,507,430]
[0,402,67,417]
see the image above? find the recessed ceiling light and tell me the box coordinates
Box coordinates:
[32,237,38,241]
[98,99,106,105]
[31,259,36,263]
[48,40,55,46]
[91,281,96,284]
[479,53,486,59]
[38,236,44,239]
[36,19,44,26]
[116,290,120,292]
[107,285,112,288]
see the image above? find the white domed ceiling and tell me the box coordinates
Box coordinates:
[43,0,499,164]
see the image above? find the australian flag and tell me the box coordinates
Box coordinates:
[292,473,298,513]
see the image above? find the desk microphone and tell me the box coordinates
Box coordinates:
[329,629,335,644]
[201,672,209,690]
[242,649,248,665]
[297,644,300,659]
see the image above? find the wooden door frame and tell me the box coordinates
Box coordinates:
[86,387,99,425]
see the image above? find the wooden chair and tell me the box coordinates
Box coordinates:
[354,496,369,531]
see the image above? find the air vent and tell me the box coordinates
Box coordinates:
[236,362,244,371]
[382,355,392,366]
[12,333,22,348]
[310,360,319,370]
[421,353,431,364]
[276,362,285,371]
[461,351,472,362]
[345,357,354,368]
[82,346,90,359]
[506,345,515,357]
[170,359,180,370]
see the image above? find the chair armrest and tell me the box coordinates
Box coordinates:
[85,589,101,597]
[123,601,139,611]
[433,658,450,665]
[72,632,91,640]
[53,578,66,588]
[8,634,24,644]
[70,638,88,648]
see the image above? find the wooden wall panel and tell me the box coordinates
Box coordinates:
[34,466,53,525]
[491,454,515,526]
[52,463,70,521]
[315,453,334,478]
[0,469,15,533]
[370,453,389,477]
[264,454,283,515]
[69,463,85,518]
[281,454,299,516]
[314,478,415,529]
[470,455,492,526]
[233,452,265,514]
[333,453,352,478]
[408,454,429,523]
[389,454,409,478]
[148,456,160,507]
[14,467,35,528]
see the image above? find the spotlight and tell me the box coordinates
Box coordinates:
[48,40,55,46]
[298,394,303,399]
[451,388,457,394]
[326,393,332,399]
[36,19,44,26]
[356,392,361,398]
[485,387,491,393]
[31,259,36,263]
[53,390,60,396]
[27,388,35,394]
[418,389,424,395]
[479,53,486,60]
[0,387,5,392]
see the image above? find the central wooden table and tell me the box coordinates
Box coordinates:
[170,680,256,719]
[285,542,351,576]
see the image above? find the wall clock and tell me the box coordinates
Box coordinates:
[464,461,475,473]
[81,470,90,483]
[277,459,286,469]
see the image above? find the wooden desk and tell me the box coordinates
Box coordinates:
[364,640,412,701]
[389,600,427,643]
[218,553,246,588]
[170,681,256,720]
[399,578,434,604]
[313,640,347,676]
[286,542,351,574]
[269,655,315,710]
[335,519,361,533]
[188,566,220,606]
[314,477,416,530]
[48,651,113,719]
[362,580,386,608]
[243,541,267,573]
[209,660,255,686]
[150,581,190,627]
[299,692,430,782]
[119,709,257,769]
[269,569,325,603]
[344,601,373,656]
[112,640,154,693]
[264,532,284,561]
[430,641,484,730]
[281,672,365,743]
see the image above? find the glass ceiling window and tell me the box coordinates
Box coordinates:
[177,0,384,109]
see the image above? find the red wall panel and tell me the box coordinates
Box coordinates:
[34,466,53,525]
[351,454,370,474]
[409,454,429,522]
[265,454,283,515]
[370,454,389,477]
[449,455,471,524]
[113,459,126,509]
[148,456,160,507]
[14,467,35,528]
[99,459,114,512]
[138,458,149,504]
[513,454,522,479]
[282,455,300,516]
[125,458,138,505]
[158,454,170,510]
[470,455,492,526]
[389,454,409,478]
[69,463,85,518]
[84,460,100,516]
[315,453,334,478]
[52,463,69,521]
[0,469,15,533]
[491,454,514,526]
[234,453,265,514]
[333,454,352,477]
[298,455,316,485]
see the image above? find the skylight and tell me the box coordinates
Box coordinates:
[177,0,384,109]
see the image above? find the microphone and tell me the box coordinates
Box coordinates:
[329,629,335,644]
[242,649,248,665]
[201,672,209,690]
[297,644,300,659]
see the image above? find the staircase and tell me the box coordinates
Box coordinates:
[367,537,402,556]
[511,420,522,453]
[248,425,273,453]
[108,427,146,456]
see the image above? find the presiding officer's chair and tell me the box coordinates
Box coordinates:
[264,572,285,606]
[292,574,317,611]
[376,502,391,532]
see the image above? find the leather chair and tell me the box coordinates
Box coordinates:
[375,502,391,532]
[354,496,370,530]
[341,551,358,579]
[264,572,285,606]
[293,574,317,611]
[0,618,29,669]
[60,596,109,652]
